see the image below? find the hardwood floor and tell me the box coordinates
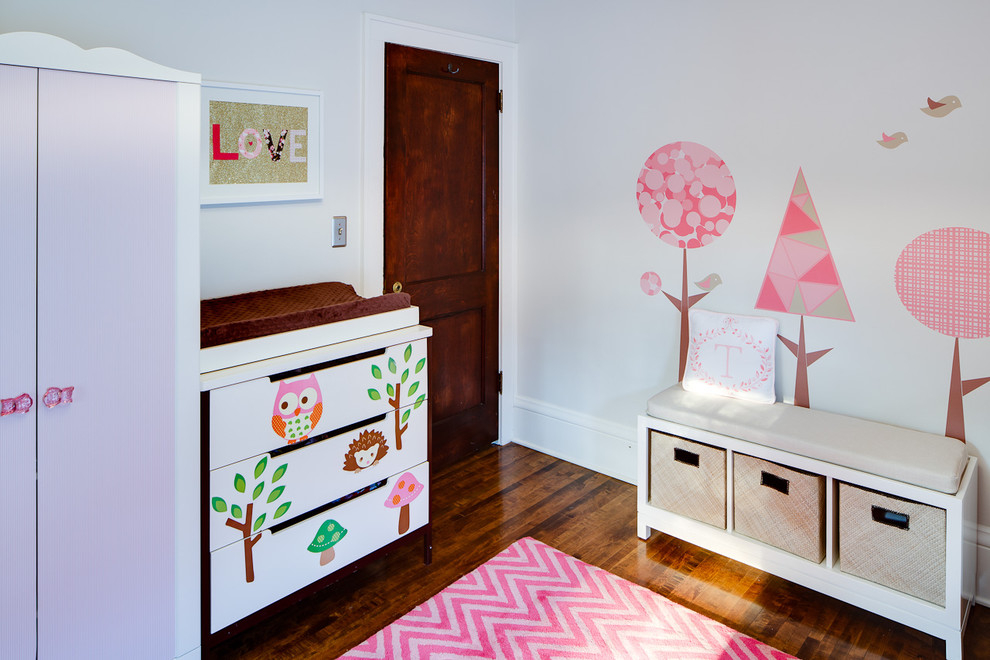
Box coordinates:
[211,443,989,659]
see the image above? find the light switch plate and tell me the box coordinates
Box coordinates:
[332,216,347,247]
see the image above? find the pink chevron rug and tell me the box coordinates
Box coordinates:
[340,536,796,659]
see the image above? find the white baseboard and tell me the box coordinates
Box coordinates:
[977,529,990,607]
[510,396,990,607]
[512,395,637,484]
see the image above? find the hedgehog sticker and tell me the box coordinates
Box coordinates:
[342,429,389,472]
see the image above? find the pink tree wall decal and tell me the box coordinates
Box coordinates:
[895,226,990,442]
[637,142,736,381]
[754,169,855,408]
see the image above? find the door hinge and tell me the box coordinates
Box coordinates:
[497,89,503,114]
[497,371,503,395]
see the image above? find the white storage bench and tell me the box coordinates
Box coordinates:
[637,385,978,660]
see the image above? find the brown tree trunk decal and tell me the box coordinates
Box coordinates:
[777,315,832,409]
[946,338,965,441]
[225,502,262,583]
[945,337,990,442]
[388,382,408,450]
[664,249,714,382]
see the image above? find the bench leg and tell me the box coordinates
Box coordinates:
[944,630,961,660]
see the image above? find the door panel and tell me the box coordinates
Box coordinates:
[36,69,176,659]
[385,44,499,470]
[429,310,484,421]
[401,71,485,281]
[0,63,38,660]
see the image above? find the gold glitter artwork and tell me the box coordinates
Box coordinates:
[209,100,308,185]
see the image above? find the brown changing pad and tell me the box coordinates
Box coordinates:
[201,281,411,348]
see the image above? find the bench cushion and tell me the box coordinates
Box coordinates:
[646,385,968,494]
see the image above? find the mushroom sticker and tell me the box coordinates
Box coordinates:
[307,519,347,566]
[384,472,424,535]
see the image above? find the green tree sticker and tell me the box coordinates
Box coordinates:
[211,455,291,583]
[368,344,426,450]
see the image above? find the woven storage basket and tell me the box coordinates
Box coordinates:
[649,430,726,529]
[838,482,946,605]
[733,453,826,562]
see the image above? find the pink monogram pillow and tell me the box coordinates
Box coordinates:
[682,309,778,404]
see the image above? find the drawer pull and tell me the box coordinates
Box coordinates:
[871,505,910,530]
[269,413,388,457]
[1,393,33,416]
[269,478,388,534]
[43,386,74,408]
[268,348,388,382]
[760,471,790,495]
[673,447,700,467]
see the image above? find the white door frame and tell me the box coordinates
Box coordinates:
[361,14,518,445]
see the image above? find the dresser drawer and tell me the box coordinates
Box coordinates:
[209,460,429,634]
[208,338,428,469]
[208,403,428,552]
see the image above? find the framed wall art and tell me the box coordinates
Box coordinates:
[201,82,323,205]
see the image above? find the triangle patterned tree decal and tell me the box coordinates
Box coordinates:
[755,169,854,407]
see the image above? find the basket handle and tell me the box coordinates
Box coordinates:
[871,505,910,530]
[760,471,790,495]
[673,447,699,467]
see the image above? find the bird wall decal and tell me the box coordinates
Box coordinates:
[694,273,723,291]
[877,131,908,149]
[921,95,961,118]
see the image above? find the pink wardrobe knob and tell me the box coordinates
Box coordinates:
[1,393,33,416]
[43,387,74,408]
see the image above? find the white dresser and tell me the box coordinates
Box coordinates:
[200,311,432,645]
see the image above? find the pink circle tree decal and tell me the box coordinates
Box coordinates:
[637,141,736,380]
[895,226,990,441]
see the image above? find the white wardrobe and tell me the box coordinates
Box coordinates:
[0,33,201,659]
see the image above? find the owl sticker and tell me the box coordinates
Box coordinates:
[272,374,323,443]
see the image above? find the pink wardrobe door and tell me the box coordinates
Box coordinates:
[36,69,177,659]
[0,63,39,660]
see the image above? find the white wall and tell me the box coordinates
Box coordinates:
[513,0,990,600]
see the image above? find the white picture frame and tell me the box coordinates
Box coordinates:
[201,82,323,205]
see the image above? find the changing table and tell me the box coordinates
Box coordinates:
[200,282,432,648]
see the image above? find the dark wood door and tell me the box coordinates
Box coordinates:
[384,43,500,470]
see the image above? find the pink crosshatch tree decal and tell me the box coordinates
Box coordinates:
[755,169,854,408]
[637,141,736,381]
[895,226,990,442]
